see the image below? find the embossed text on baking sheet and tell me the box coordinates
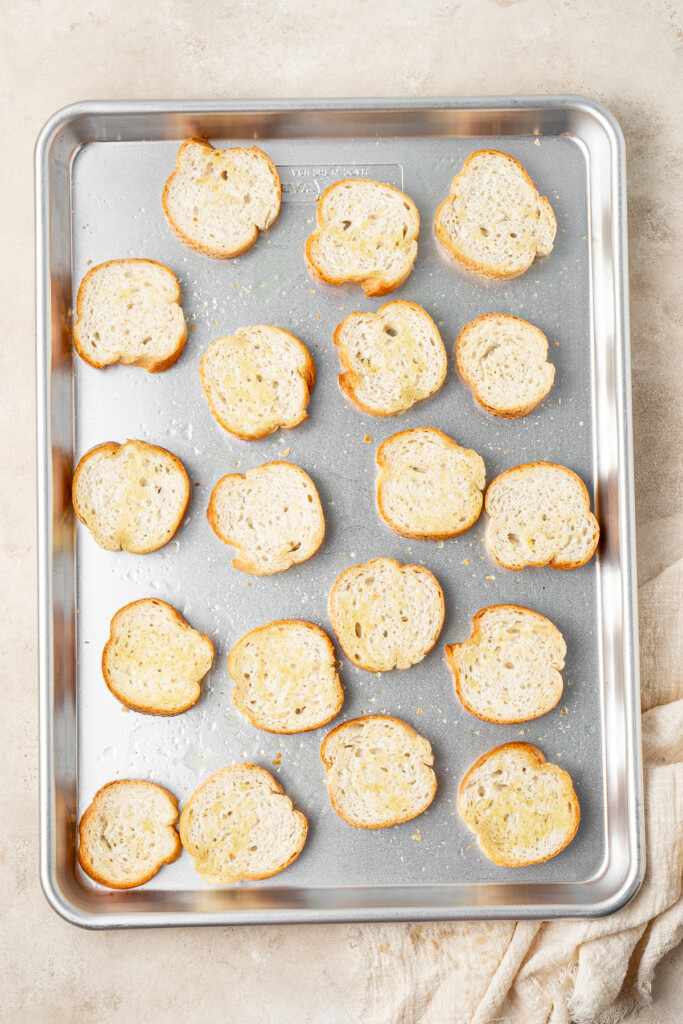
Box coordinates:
[279,164,404,202]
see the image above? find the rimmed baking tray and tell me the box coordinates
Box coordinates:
[36,96,643,927]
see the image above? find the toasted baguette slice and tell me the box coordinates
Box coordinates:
[456,314,555,417]
[73,259,187,372]
[305,179,419,296]
[335,301,447,416]
[446,605,565,723]
[435,150,556,279]
[485,462,599,570]
[179,765,307,884]
[78,780,181,888]
[72,440,190,553]
[328,557,444,671]
[103,599,214,715]
[376,427,485,540]
[162,137,281,259]
[207,461,324,575]
[321,715,436,829]
[229,620,343,733]
[458,743,579,866]
[200,326,315,440]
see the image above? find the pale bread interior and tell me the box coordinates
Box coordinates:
[485,463,599,569]
[74,259,186,370]
[200,326,313,439]
[208,461,325,575]
[229,620,343,733]
[78,780,180,888]
[328,557,444,671]
[163,139,280,258]
[72,440,189,553]
[458,743,579,865]
[179,765,307,884]
[447,605,565,723]
[456,314,555,416]
[436,150,556,278]
[321,716,436,828]
[306,179,419,295]
[336,301,447,416]
[376,427,485,539]
[103,599,214,715]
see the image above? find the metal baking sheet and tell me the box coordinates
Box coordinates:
[36,97,643,927]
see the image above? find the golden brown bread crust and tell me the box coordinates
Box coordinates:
[73,258,187,372]
[77,779,181,889]
[455,313,552,418]
[162,137,282,259]
[207,461,325,575]
[434,150,555,281]
[334,301,445,417]
[102,598,214,715]
[199,327,316,440]
[484,461,600,571]
[375,427,484,540]
[457,742,580,866]
[445,603,563,723]
[178,764,308,881]
[304,179,419,297]
[227,619,343,734]
[71,440,191,554]
[327,557,445,671]
[320,714,437,829]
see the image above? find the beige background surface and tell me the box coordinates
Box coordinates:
[1,1,681,1021]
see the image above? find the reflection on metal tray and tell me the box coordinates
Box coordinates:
[36,96,643,928]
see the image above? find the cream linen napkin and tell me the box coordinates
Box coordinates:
[352,557,683,1024]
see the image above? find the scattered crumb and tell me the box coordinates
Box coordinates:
[503,450,509,455]
[194,482,200,487]
[272,753,282,767]
[189,323,195,332]
[279,447,290,457]
[534,138,541,146]
[437,541,444,549]
[363,435,372,443]
[485,574,494,581]
[411,831,422,841]
[466,844,472,850]
[518,729,525,735]
[416,708,422,714]
[554,340,559,346]
[310,289,316,294]
[462,558,469,565]
[562,708,567,714]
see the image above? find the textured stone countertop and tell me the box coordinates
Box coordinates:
[1,1,681,1021]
